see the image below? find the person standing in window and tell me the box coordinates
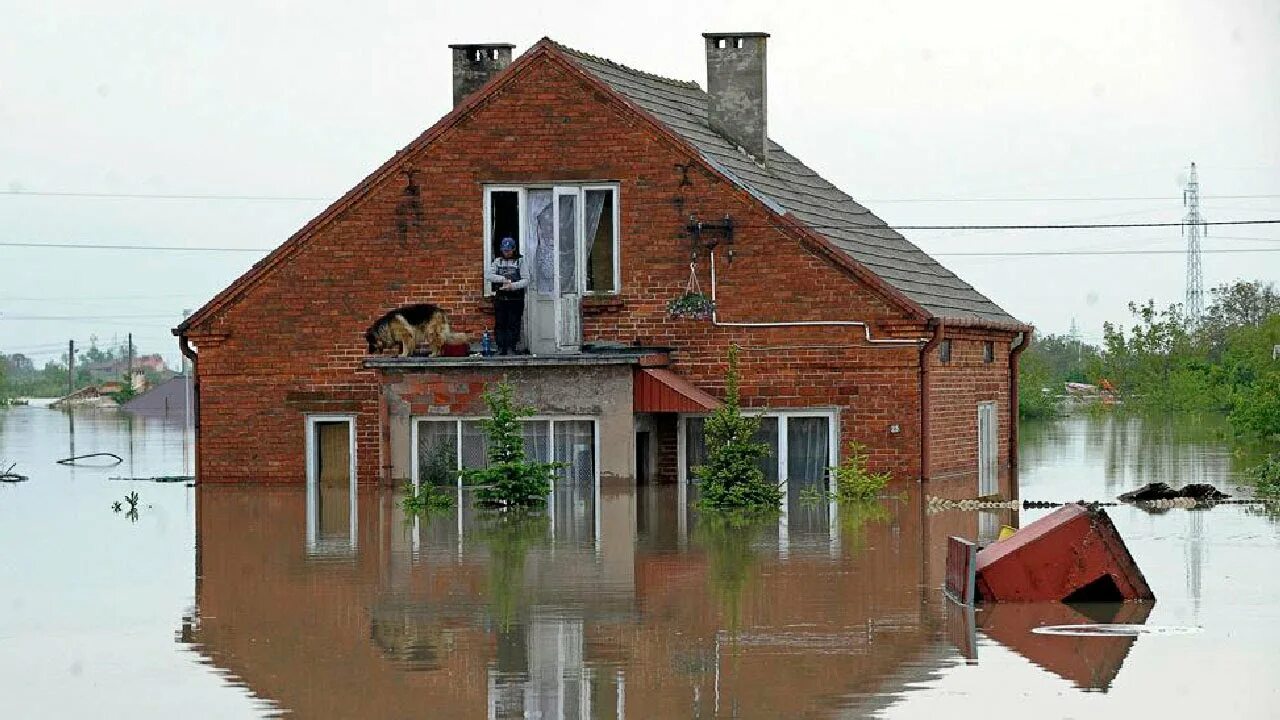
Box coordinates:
[486,236,529,355]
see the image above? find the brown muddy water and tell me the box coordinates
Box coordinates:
[1,407,1277,718]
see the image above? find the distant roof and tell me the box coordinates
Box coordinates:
[553,41,1019,326]
[122,375,189,414]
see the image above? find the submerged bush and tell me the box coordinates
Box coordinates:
[831,441,891,502]
[464,381,559,509]
[401,482,454,513]
[695,345,783,511]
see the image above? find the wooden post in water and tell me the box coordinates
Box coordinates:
[67,339,75,397]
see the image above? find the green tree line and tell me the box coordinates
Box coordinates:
[1,336,169,402]
[1019,280,1280,442]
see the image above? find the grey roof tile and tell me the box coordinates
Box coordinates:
[555,42,1020,325]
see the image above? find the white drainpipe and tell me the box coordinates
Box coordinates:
[708,250,929,346]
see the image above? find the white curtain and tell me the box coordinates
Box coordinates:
[786,416,830,488]
[527,189,554,295]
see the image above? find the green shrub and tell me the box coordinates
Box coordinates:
[695,345,783,511]
[401,482,454,513]
[463,381,559,509]
[831,441,891,502]
[1248,453,1280,497]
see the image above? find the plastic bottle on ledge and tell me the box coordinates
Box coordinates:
[481,331,493,357]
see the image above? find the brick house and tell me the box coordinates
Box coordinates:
[175,33,1030,513]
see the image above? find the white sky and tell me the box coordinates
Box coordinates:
[2,0,1278,367]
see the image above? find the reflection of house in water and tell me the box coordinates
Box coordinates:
[189,485,1043,717]
[976,602,1153,691]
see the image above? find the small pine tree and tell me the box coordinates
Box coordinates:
[464,380,558,508]
[696,345,783,511]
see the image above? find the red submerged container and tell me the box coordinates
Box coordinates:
[975,503,1154,603]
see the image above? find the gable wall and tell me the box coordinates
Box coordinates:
[189,53,959,484]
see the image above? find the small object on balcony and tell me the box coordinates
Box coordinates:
[481,331,494,357]
[440,341,470,358]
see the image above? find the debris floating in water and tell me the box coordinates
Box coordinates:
[1,461,28,483]
[972,503,1155,603]
[56,452,124,467]
[926,497,1019,513]
[108,475,194,484]
[1032,624,1202,637]
[1118,482,1230,503]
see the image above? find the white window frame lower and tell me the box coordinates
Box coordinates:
[677,408,841,491]
[482,184,621,297]
[411,415,600,489]
[304,414,358,554]
[412,415,601,548]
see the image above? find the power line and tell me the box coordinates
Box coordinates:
[0,241,265,253]
[0,190,330,202]
[807,219,1280,231]
[934,248,1279,257]
[1,314,179,320]
[6,188,1279,203]
[3,218,1280,255]
[867,194,1280,203]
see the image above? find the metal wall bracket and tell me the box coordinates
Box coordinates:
[686,214,734,264]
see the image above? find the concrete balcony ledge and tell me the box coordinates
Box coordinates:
[364,346,670,370]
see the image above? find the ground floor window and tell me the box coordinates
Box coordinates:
[413,417,598,489]
[305,415,357,554]
[678,410,838,490]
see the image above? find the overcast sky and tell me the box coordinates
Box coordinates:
[2,0,1278,367]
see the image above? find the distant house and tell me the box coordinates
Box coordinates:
[176,34,1030,501]
[51,386,117,409]
[122,375,190,414]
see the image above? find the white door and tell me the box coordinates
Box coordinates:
[553,187,583,352]
[527,189,557,354]
[977,402,998,497]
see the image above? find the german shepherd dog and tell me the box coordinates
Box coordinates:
[365,304,467,357]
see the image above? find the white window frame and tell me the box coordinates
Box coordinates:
[304,414,358,554]
[412,415,602,548]
[412,415,600,489]
[676,408,841,489]
[977,401,999,497]
[482,184,621,297]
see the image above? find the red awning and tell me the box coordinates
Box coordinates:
[634,369,722,413]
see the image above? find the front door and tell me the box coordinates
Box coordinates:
[553,187,583,352]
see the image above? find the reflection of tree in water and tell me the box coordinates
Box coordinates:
[481,512,550,630]
[838,501,891,554]
[696,510,775,631]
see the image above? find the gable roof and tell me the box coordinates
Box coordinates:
[178,38,1022,336]
[552,41,1019,326]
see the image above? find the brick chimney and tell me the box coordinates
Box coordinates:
[449,43,515,107]
[702,32,769,163]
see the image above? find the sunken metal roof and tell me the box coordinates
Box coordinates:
[555,42,1018,325]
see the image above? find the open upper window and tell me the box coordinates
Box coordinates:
[484,185,619,296]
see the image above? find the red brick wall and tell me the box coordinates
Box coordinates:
[925,332,1016,497]
[188,52,1012,489]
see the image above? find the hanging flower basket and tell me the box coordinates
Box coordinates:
[667,291,715,320]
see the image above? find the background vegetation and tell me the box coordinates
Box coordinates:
[1018,280,1280,443]
[1,336,173,402]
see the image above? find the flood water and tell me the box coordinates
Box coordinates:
[1,407,1277,718]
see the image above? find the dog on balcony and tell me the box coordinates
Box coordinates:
[365,303,468,358]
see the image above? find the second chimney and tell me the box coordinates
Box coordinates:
[449,43,515,107]
[702,32,769,163]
